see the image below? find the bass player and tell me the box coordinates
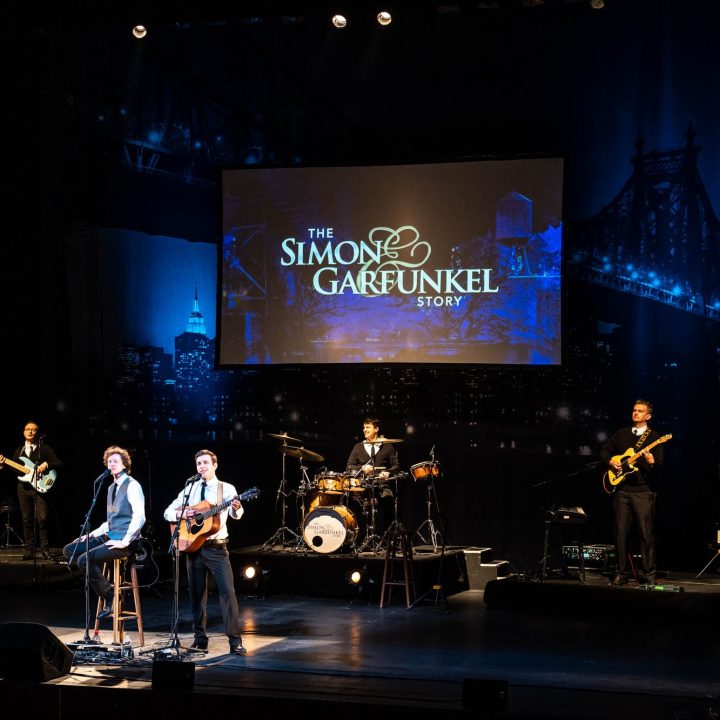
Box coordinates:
[0,421,63,560]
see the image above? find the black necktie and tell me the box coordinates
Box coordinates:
[200,482,207,501]
[111,484,117,504]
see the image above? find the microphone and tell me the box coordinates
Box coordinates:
[185,473,202,485]
[94,468,111,484]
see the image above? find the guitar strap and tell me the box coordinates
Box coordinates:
[634,428,651,451]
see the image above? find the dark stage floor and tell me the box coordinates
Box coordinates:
[1,545,719,719]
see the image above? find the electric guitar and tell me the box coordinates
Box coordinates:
[0,455,58,493]
[170,486,260,553]
[604,434,672,490]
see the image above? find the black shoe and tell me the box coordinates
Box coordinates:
[190,641,208,653]
[41,550,52,560]
[229,644,247,655]
[644,576,657,587]
[609,575,627,586]
[21,551,34,561]
[97,606,113,620]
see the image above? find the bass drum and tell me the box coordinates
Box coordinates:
[303,506,357,554]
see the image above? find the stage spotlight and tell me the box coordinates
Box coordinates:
[132,25,147,39]
[377,11,392,26]
[332,14,347,29]
[347,569,363,585]
[589,0,605,7]
[242,564,257,580]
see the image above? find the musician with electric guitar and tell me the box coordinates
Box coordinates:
[0,421,63,560]
[600,399,668,587]
[163,448,258,656]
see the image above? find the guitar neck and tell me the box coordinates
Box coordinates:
[4,457,32,474]
[629,435,670,463]
[198,488,258,519]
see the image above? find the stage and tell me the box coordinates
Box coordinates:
[1,545,719,719]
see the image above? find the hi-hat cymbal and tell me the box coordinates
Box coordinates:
[367,437,403,444]
[268,432,302,443]
[279,446,324,462]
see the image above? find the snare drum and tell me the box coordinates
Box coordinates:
[410,461,440,481]
[315,471,347,494]
[303,506,358,554]
[345,474,366,493]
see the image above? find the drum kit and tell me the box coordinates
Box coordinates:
[262,432,441,555]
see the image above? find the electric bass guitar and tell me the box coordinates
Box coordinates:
[170,486,260,553]
[604,434,672,491]
[0,455,58,493]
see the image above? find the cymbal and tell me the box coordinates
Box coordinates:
[268,432,302,443]
[279,446,324,462]
[367,437,404,444]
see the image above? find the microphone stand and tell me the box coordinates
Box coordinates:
[142,476,203,659]
[69,470,109,645]
[410,449,450,611]
[29,454,40,584]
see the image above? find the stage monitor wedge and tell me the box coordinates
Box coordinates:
[0,622,73,683]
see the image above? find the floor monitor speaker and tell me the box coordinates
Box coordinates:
[0,622,73,682]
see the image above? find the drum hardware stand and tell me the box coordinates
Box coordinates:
[292,461,317,552]
[413,457,442,552]
[262,439,301,550]
[384,471,408,536]
[410,489,450,612]
[356,480,384,554]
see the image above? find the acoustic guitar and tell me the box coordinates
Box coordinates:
[0,455,58,493]
[170,486,260,553]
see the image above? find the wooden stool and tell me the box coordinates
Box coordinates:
[94,555,144,646]
[380,529,416,608]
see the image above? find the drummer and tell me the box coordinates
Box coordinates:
[345,417,399,534]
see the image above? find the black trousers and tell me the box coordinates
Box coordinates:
[17,483,50,552]
[62,535,130,600]
[613,487,656,580]
[185,544,242,646]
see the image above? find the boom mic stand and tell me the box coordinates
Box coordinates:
[68,469,110,647]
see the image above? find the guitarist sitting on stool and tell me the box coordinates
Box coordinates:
[0,421,63,560]
[163,449,247,656]
[600,399,664,587]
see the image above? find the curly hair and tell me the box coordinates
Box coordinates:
[103,445,132,473]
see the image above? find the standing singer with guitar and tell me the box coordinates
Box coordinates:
[0,421,63,560]
[163,449,247,656]
[600,399,665,587]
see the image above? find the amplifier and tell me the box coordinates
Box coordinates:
[547,506,587,525]
[562,544,616,569]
